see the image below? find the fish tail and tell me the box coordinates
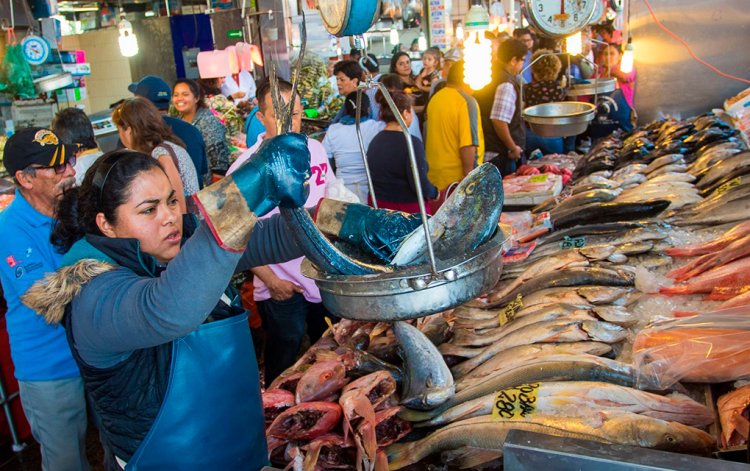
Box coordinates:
[385,442,417,470]
[659,285,691,295]
[672,311,698,318]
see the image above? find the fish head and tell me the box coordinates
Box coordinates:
[295,360,349,403]
[437,163,504,250]
[620,414,717,454]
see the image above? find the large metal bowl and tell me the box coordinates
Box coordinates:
[301,230,505,321]
[523,101,596,137]
[567,78,617,97]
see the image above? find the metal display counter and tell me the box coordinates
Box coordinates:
[504,430,750,471]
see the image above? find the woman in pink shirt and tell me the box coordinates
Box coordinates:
[596,43,637,109]
[596,43,637,130]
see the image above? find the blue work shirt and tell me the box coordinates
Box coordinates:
[0,191,80,381]
[522,50,532,84]
[244,106,266,148]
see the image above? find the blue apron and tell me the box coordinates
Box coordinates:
[125,313,268,470]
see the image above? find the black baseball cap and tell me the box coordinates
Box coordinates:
[128,75,171,109]
[3,127,77,176]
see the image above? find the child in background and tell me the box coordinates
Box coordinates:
[595,43,637,131]
[416,47,442,93]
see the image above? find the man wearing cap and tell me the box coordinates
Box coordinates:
[428,47,462,99]
[128,75,210,187]
[0,128,90,470]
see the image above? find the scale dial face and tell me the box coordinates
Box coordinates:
[317,0,348,35]
[590,0,605,24]
[522,0,597,38]
[21,36,50,65]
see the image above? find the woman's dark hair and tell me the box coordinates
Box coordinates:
[377,91,412,123]
[343,91,371,119]
[112,97,185,153]
[51,108,98,151]
[52,150,164,253]
[173,79,207,110]
[389,52,412,77]
[197,77,223,97]
[378,73,405,92]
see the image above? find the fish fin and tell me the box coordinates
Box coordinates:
[301,441,323,471]
[397,407,434,422]
[374,450,389,471]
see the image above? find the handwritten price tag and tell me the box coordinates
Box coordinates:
[717,177,741,195]
[492,383,540,420]
[561,236,586,249]
[499,294,523,326]
[528,174,549,183]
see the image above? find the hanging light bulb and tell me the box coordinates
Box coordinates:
[118,16,139,57]
[463,1,491,90]
[565,32,582,56]
[390,24,399,45]
[620,37,634,73]
[455,24,464,41]
[418,31,427,51]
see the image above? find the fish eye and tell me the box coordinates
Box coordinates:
[465,182,476,195]
[665,434,676,443]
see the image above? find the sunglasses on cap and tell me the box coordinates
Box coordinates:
[29,156,77,175]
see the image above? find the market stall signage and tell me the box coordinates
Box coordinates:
[428,0,449,49]
[492,383,540,420]
[227,29,243,39]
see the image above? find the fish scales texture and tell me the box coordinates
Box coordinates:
[400,354,649,422]
[391,163,503,266]
[551,200,670,230]
[387,412,715,469]
[394,321,455,410]
[417,381,713,428]
[452,342,613,385]
[481,267,635,308]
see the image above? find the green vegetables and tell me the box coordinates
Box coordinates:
[293,54,343,120]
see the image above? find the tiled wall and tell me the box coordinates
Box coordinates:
[61,28,133,114]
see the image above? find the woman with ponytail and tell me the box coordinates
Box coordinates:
[23,139,312,469]
[112,97,199,213]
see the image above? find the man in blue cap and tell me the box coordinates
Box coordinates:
[128,76,210,187]
[0,128,90,470]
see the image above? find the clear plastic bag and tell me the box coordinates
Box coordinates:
[633,311,750,389]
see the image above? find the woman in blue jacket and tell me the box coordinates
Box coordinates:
[23,134,311,470]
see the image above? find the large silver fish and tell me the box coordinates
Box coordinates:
[394,321,455,410]
[280,163,503,275]
[387,412,716,469]
[391,163,503,266]
[416,381,714,428]
[399,354,656,423]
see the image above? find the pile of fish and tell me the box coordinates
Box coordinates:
[379,113,750,468]
[262,316,453,470]
[263,111,750,469]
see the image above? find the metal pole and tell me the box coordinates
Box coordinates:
[354,87,379,208]
[374,81,438,274]
[354,36,380,208]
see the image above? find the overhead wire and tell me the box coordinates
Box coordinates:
[639,0,750,85]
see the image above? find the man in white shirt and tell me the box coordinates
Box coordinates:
[221,69,257,102]
[227,79,336,384]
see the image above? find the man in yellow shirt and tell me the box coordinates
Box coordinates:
[425,60,485,191]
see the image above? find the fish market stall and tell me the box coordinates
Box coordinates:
[259,83,750,470]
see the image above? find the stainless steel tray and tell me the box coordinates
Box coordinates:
[301,230,505,321]
[523,101,597,137]
[567,78,617,97]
